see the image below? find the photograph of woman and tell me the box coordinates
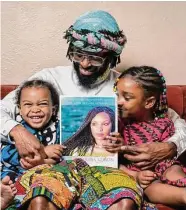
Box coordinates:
[63,106,117,156]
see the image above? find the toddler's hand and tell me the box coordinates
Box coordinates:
[20,150,45,169]
[44,144,66,160]
[102,132,123,153]
[136,170,156,189]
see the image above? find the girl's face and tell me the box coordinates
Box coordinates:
[19,87,54,129]
[116,77,147,120]
[90,112,112,141]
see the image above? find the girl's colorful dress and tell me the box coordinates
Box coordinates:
[7,158,143,210]
[119,117,186,210]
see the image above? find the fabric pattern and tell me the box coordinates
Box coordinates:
[8,159,143,210]
[1,115,60,181]
[64,10,127,55]
[120,117,176,172]
[122,117,175,146]
[120,117,186,209]
[120,117,185,178]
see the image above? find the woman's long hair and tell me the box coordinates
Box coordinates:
[63,106,115,155]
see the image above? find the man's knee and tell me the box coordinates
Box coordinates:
[109,198,136,210]
[30,196,48,205]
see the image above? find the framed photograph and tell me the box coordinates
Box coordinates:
[60,96,118,168]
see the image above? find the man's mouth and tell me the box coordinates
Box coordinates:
[79,64,98,72]
[79,68,95,75]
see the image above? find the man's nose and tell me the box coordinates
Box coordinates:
[80,57,91,68]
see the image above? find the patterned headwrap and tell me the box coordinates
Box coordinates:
[64,10,127,55]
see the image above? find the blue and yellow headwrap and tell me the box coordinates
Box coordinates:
[64,10,127,55]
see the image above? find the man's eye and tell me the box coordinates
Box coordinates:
[90,56,102,63]
[75,54,83,59]
[89,56,97,60]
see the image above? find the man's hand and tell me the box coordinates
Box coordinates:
[102,132,123,153]
[121,142,177,170]
[20,153,45,169]
[10,125,47,160]
[136,170,156,189]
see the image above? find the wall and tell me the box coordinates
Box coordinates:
[1,1,186,84]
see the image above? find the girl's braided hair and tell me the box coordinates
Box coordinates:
[63,106,115,155]
[113,66,168,119]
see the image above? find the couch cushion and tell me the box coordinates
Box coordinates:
[1,85,17,99]
[181,85,186,120]
[167,86,183,118]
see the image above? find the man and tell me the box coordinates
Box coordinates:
[1,10,186,170]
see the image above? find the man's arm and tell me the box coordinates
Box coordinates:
[1,68,54,138]
[0,90,19,138]
[119,109,186,170]
[167,108,186,157]
[121,142,177,170]
[10,125,46,159]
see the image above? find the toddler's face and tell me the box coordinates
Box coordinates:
[19,87,54,129]
[116,77,147,120]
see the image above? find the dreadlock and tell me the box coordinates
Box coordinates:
[63,106,115,156]
[113,66,168,119]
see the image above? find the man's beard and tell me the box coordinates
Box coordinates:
[73,62,109,89]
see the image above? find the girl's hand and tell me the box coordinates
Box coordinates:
[44,144,66,160]
[102,132,124,153]
[136,170,156,189]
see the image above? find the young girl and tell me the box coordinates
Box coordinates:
[1,79,65,181]
[113,66,186,208]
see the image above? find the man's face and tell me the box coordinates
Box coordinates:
[70,48,111,89]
